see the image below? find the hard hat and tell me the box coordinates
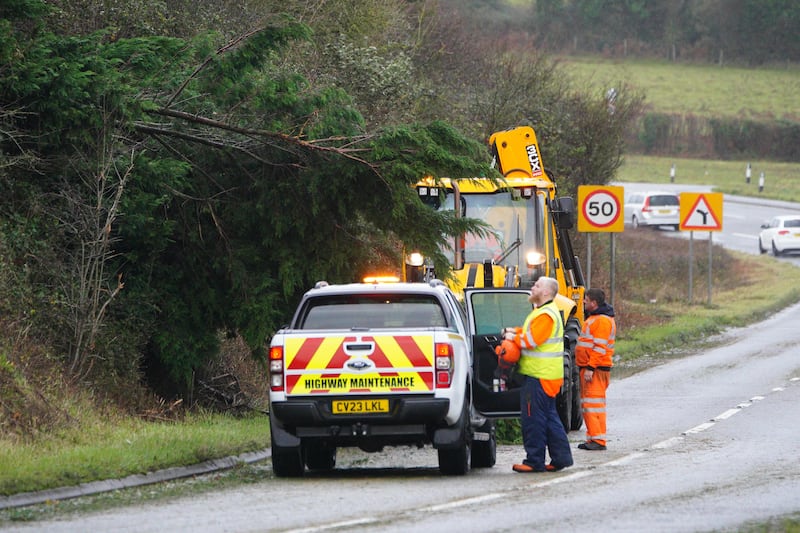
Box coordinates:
[495,339,520,364]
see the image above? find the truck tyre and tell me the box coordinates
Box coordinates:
[570,358,583,431]
[304,442,337,471]
[437,399,471,476]
[557,316,582,432]
[271,434,304,478]
[556,370,572,433]
[470,420,497,468]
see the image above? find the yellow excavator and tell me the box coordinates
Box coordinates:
[409,125,587,431]
[410,126,585,321]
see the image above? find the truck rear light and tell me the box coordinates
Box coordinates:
[435,343,453,388]
[269,346,284,392]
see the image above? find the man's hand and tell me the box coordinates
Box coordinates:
[501,327,515,341]
[584,369,594,382]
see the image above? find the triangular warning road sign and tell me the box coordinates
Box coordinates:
[681,194,722,231]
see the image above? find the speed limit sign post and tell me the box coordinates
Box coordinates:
[577,185,624,304]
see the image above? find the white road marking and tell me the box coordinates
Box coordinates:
[683,422,716,435]
[525,470,593,487]
[651,436,684,449]
[421,493,503,512]
[732,232,758,240]
[284,517,380,533]
[713,408,740,421]
[603,452,647,465]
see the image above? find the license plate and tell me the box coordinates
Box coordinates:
[658,209,672,214]
[332,399,389,414]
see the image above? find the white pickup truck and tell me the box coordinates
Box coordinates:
[267,279,574,476]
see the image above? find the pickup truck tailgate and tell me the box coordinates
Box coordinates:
[283,333,436,396]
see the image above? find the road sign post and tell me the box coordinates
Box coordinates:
[578,186,624,304]
[679,192,723,304]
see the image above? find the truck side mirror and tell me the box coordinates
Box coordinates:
[551,197,575,230]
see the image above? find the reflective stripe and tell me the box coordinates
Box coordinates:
[581,395,606,414]
[582,407,606,413]
[577,314,616,367]
[581,396,606,404]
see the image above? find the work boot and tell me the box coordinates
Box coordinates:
[512,463,545,473]
[577,440,606,451]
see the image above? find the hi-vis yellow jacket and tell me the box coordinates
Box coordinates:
[516,300,564,381]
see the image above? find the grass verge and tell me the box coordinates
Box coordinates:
[0,410,268,497]
[616,249,800,363]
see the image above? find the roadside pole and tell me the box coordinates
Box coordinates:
[708,232,713,305]
[679,193,723,305]
[688,231,694,303]
[577,185,624,305]
[586,234,592,288]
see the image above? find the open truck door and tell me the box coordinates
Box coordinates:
[465,287,580,432]
[465,287,532,417]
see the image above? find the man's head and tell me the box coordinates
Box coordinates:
[529,276,559,306]
[584,288,606,313]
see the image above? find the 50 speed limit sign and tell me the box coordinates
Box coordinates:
[577,185,624,233]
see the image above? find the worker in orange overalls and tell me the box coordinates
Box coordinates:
[576,288,616,451]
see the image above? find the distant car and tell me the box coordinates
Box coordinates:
[624,191,680,230]
[758,215,800,256]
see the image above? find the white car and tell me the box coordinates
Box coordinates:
[758,215,800,256]
[624,191,680,230]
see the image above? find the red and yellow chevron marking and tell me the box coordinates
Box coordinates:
[284,335,435,395]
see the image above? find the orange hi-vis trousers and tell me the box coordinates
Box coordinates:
[580,368,610,446]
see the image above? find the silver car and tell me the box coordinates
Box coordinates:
[758,215,800,256]
[624,191,680,230]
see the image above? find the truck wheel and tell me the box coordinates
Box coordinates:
[438,399,471,476]
[271,434,304,478]
[570,361,583,431]
[304,442,337,471]
[564,316,583,431]
[556,375,572,433]
[470,420,496,468]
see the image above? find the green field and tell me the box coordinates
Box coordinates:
[562,56,800,121]
[559,56,800,201]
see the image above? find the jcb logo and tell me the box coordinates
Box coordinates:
[526,144,543,177]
